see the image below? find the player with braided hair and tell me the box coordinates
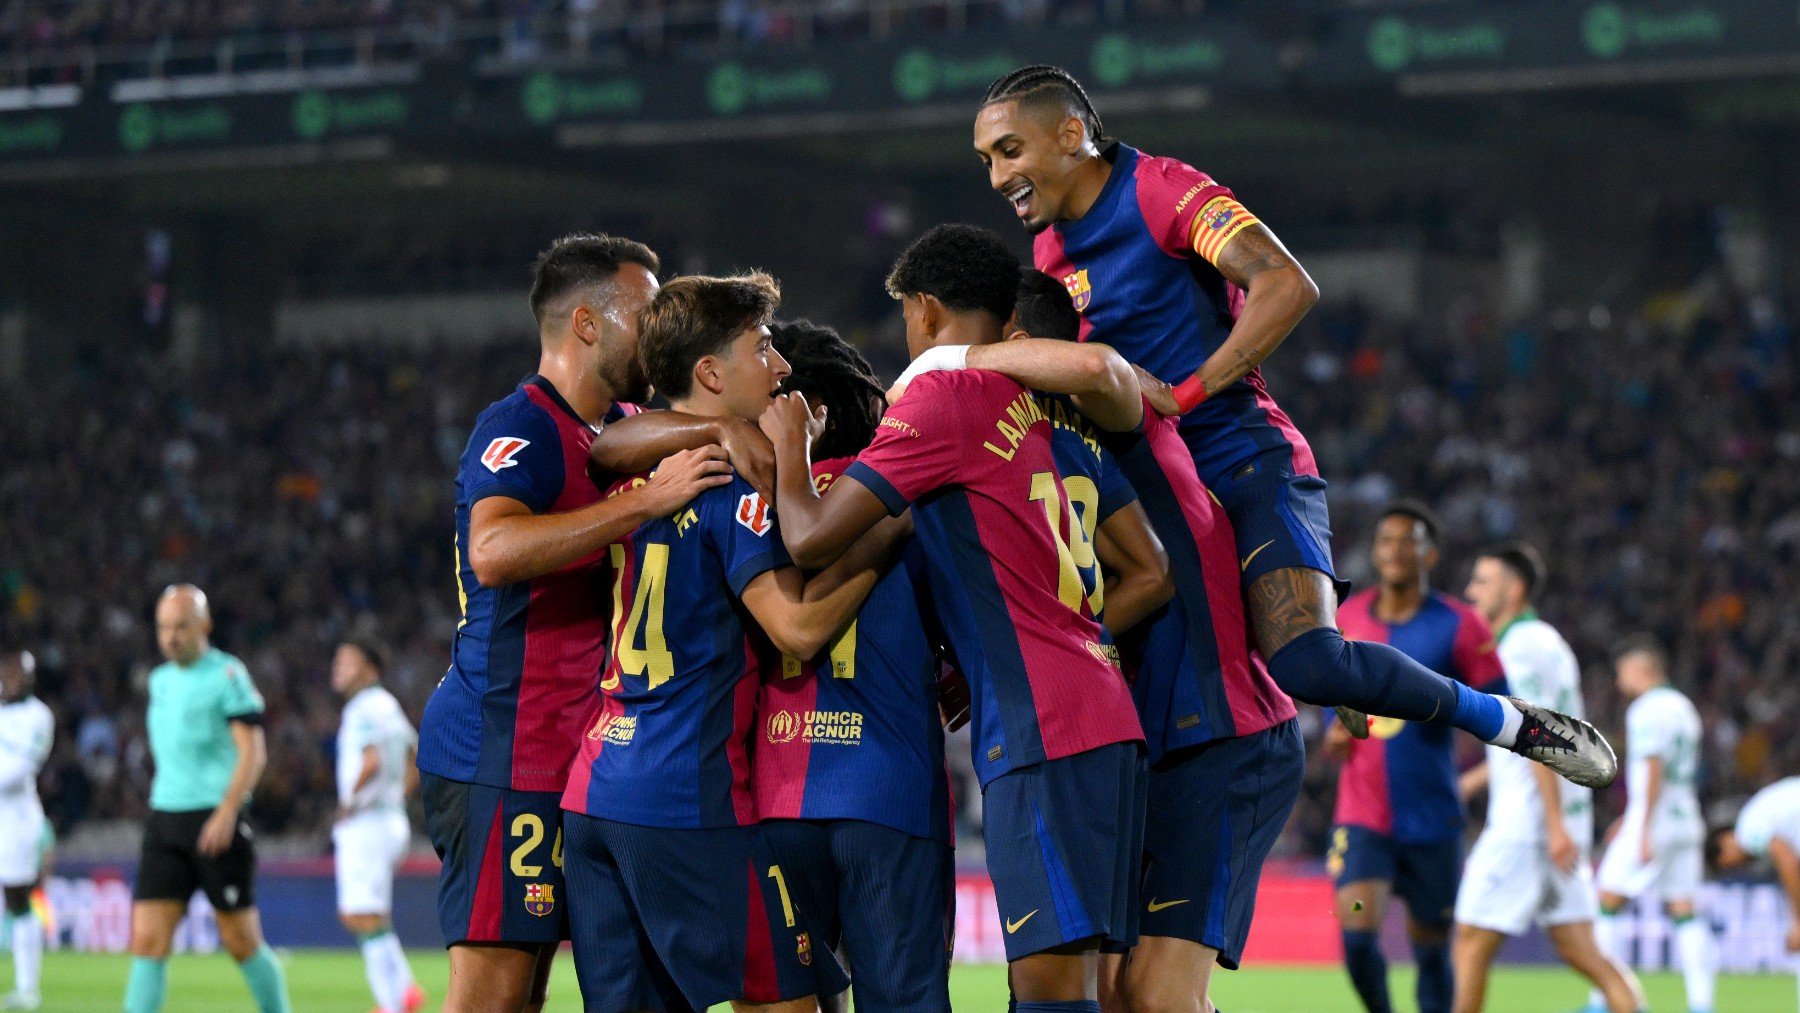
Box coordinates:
[750,318,959,1012]
[973,66,1616,801]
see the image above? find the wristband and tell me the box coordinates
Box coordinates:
[893,343,970,389]
[1172,375,1209,413]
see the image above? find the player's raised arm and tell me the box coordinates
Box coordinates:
[590,409,775,501]
[467,445,732,587]
[1170,217,1318,412]
[761,392,891,570]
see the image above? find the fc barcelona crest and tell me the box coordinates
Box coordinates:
[796,931,813,966]
[1062,269,1092,312]
[524,882,556,917]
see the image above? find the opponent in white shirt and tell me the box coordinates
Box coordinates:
[1451,545,1643,1013]
[1713,777,1800,1008]
[331,639,423,1013]
[0,651,52,1010]
[1593,636,1715,1013]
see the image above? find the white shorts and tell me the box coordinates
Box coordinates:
[1596,824,1703,902]
[0,803,45,888]
[1455,833,1598,936]
[333,810,410,916]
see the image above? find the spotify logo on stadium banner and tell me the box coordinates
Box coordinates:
[1091,35,1136,87]
[522,73,562,125]
[708,63,750,115]
[119,104,156,153]
[1583,4,1629,59]
[1367,16,1412,72]
[291,90,331,140]
[894,50,937,103]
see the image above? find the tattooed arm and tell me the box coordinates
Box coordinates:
[1178,224,1318,407]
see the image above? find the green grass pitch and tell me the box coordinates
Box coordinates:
[16,949,1793,1010]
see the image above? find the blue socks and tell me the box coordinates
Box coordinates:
[124,956,168,1013]
[1014,1003,1102,1012]
[1412,939,1453,1013]
[1341,929,1392,1013]
[238,943,293,1013]
[1267,627,1498,733]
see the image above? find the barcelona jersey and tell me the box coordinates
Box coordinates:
[562,474,788,830]
[418,376,639,792]
[1036,392,1139,622]
[753,457,952,844]
[1033,143,1318,486]
[843,369,1144,787]
[1105,404,1295,762]
[1334,590,1506,844]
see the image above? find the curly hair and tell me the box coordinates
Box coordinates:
[638,272,781,401]
[885,224,1020,323]
[770,320,887,459]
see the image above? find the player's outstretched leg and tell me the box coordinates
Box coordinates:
[1545,922,1644,1013]
[2,888,41,1009]
[1253,567,1617,788]
[217,909,291,1013]
[1668,903,1717,1013]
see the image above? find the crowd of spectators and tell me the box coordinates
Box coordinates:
[0,0,1204,84]
[0,259,1793,860]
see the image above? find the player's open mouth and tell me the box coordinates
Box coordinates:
[1006,183,1034,217]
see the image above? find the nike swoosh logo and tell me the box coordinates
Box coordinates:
[1147,898,1190,913]
[1005,910,1038,934]
[1240,540,1276,572]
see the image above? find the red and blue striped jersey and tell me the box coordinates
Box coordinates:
[418,376,640,792]
[843,369,1144,787]
[1334,590,1507,844]
[753,458,952,843]
[1106,402,1295,762]
[1033,142,1318,485]
[562,474,790,829]
[1037,392,1139,621]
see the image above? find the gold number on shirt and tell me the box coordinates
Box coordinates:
[1029,471,1103,615]
[785,621,858,680]
[609,543,675,688]
[510,814,543,876]
[766,864,797,928]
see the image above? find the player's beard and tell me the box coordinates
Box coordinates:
[602,353,651,406]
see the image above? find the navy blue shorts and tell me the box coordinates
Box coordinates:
[1328,824,1463,929]
[421,772,568,946]
[562,812,849,1009]
[982,742,1147,961]
[1186,438,1341,591]
[1140,717,1305,969]
[760,819,953,1012]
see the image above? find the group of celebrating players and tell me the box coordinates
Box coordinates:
[0,62,1661,1013]
[408,65,1620,1013]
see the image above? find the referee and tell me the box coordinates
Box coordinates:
[124,585,291,1013]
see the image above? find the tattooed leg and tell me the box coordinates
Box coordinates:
[1253,566,1463,725]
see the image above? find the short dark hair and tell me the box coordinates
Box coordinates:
[1479,541,1547,601]
[1378,499,1441,545]
[340,635,389,676]
[638,272,782,401]
[1012,268,1081,342]
[885,224,1019,323]
[982,64,1109,143]
[528,233,661,326]
[770,320,887,460]
[1611,633,1667,669]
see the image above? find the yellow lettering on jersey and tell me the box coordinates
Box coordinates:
[454,532,469,629]
[983,391,1049,461]
[608,542,675,688]
[673,507,699,535]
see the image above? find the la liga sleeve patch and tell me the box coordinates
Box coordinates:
[480,437,532,473]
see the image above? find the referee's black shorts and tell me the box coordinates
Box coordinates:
[132,808,257,912]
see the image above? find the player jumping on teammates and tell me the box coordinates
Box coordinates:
[0,651,52,1010]
[764,224,1149,1013]
[1453,544,1644,1013]
[126,585,290,1013]
[1591,637,1716,1013]
[899,267,1302,1013]
[1325,504,1506,1013]
[416,233,736,1013]
[330,637,424,1013]
[971,64,1615,792]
